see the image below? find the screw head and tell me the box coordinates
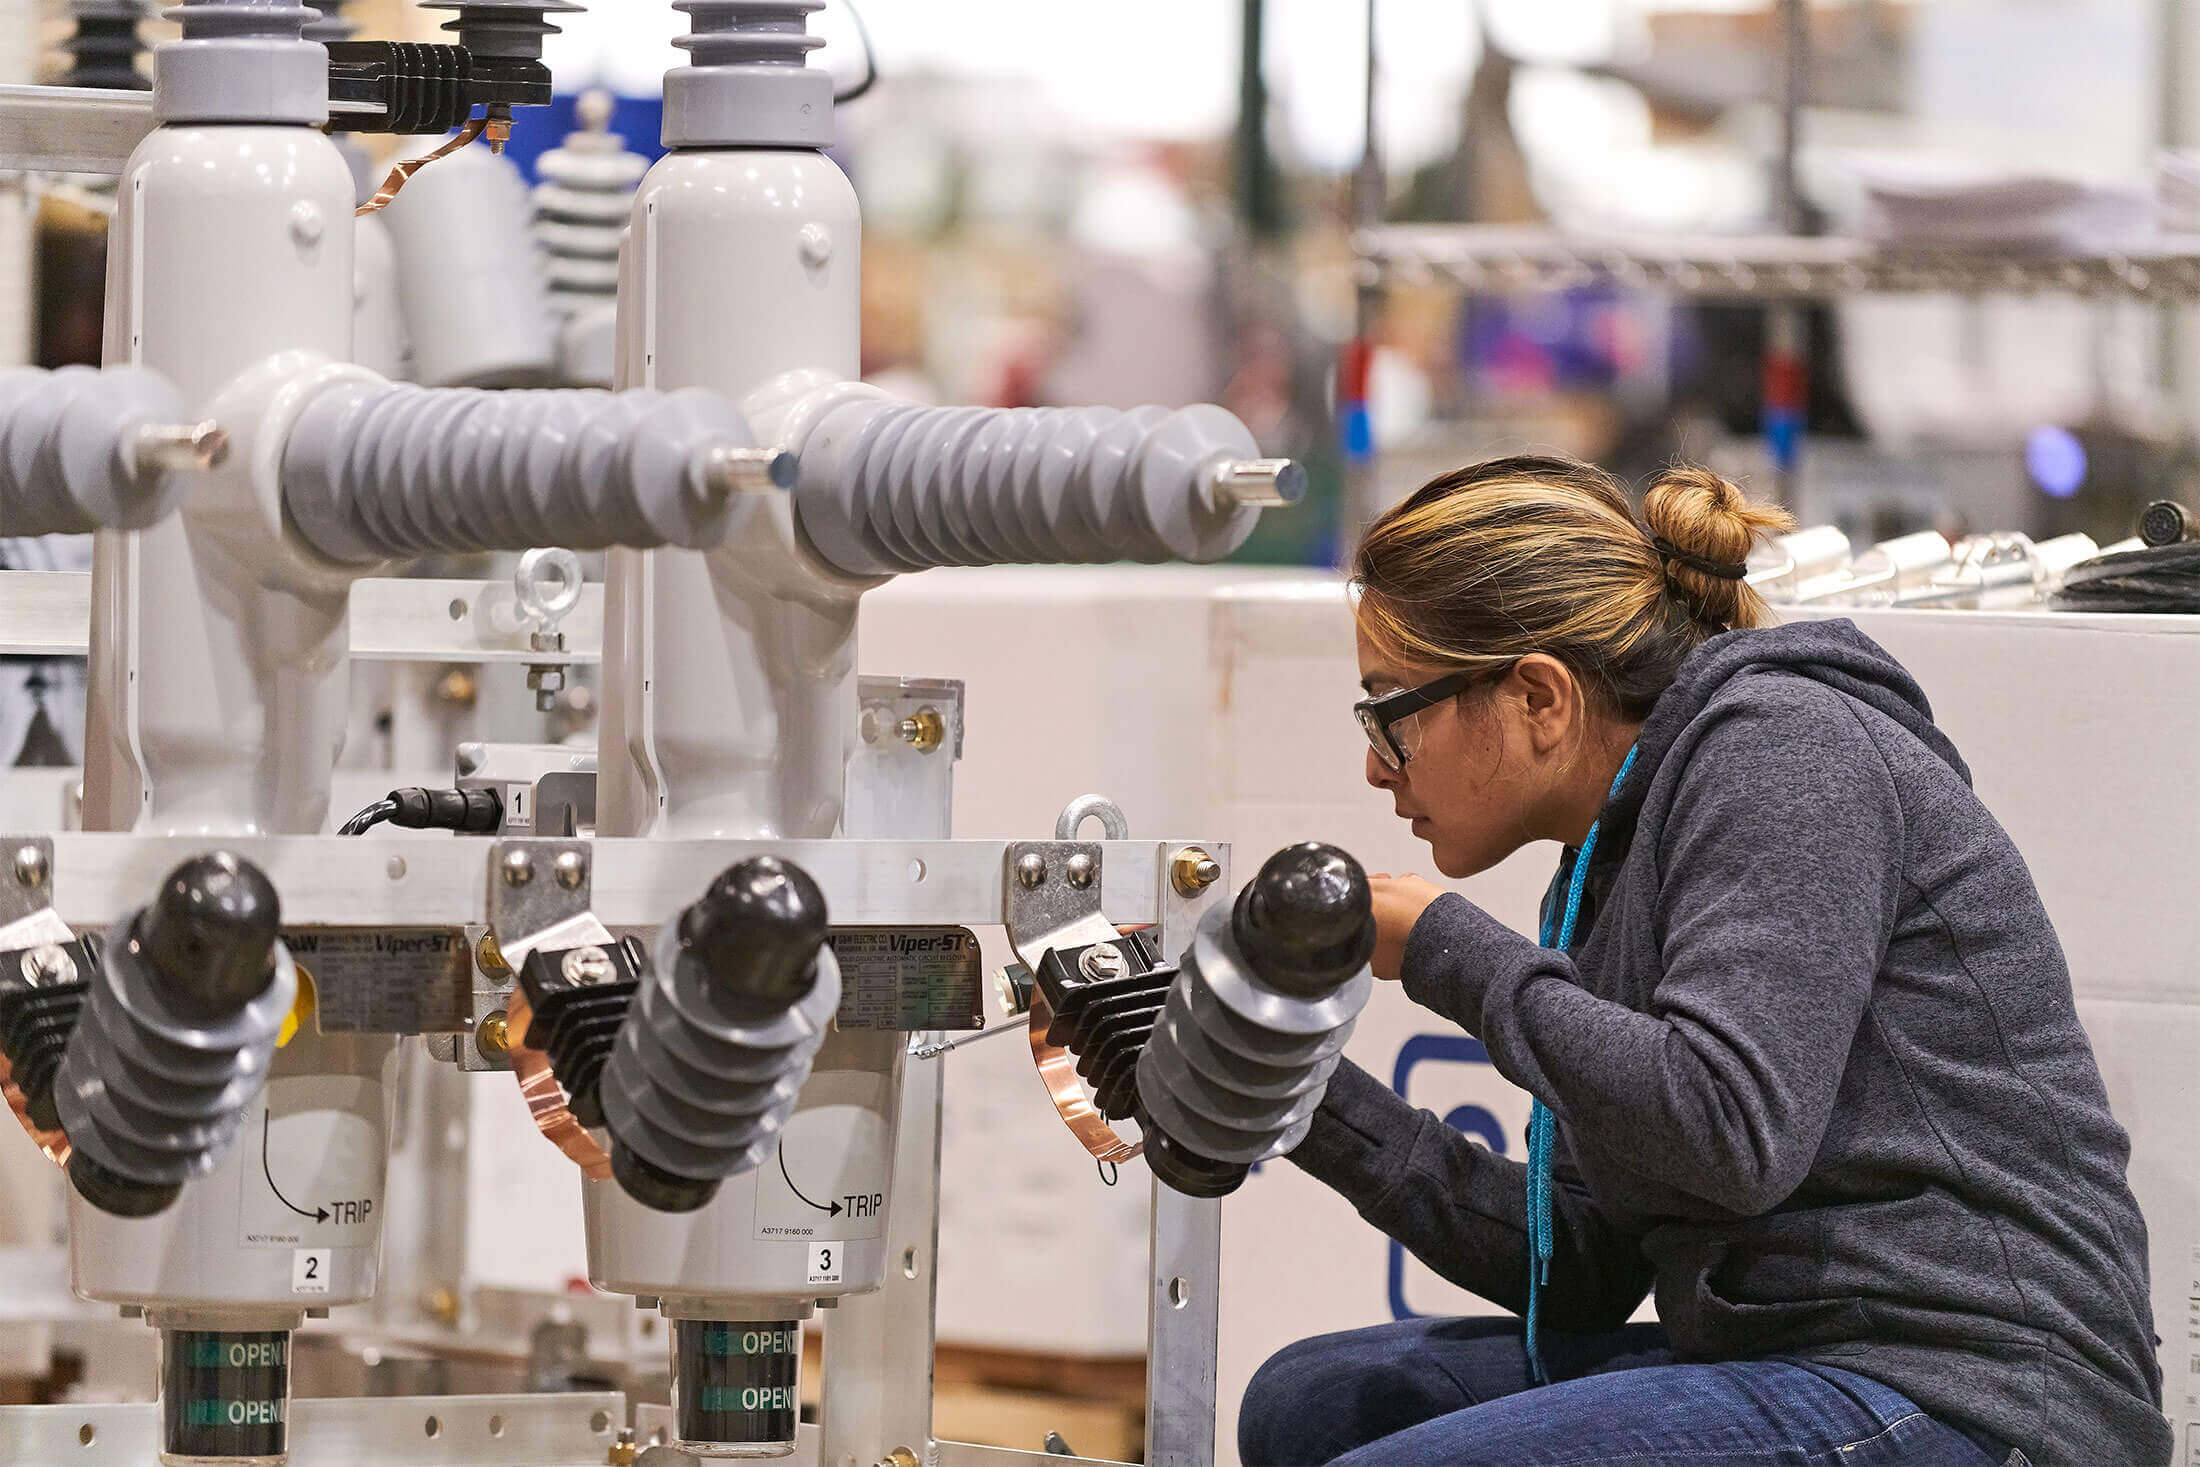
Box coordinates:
[474,1010,510,1059]
[1078,943,1126,980]
[553,850,588,890]
[1065,852,1096,889]
[12,844,46,889]
[19,944,74,987]
[501,848,535,888]
[562,946,615,985]
[475,933,511,977]
[1014,853,1047,890]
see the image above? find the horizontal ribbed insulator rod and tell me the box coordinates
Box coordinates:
[282,380,792,564]
[793,400,1304,576]
[0,364,212,538]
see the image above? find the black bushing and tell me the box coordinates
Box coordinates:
[67,1149,180,1219]
[1141,1129,1250,1199]
[676,855,828,1010]
[1230,842,1375,999]
[609,1141,720,1215]
[136,851,281,1023]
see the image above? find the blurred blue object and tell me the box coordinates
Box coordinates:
[503,92,665,181]
[2025,424,2087,499]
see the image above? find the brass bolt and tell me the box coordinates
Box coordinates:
[475,933,511,977]
[876,1450,920,1467]
[607,1428,638,1466]
[897,706,945,754]
[475,1011,510,1060]
[423,1286,461,1327]
[434,666,478,708]
[1170,846,1222,896]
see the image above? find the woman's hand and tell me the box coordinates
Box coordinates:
[1368,873,1448,981]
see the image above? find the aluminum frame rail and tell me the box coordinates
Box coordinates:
[1358,223,2200,302]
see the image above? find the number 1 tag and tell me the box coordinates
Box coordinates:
[807,1242,844,1285]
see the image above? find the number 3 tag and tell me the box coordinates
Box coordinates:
[807,1242,844,1284]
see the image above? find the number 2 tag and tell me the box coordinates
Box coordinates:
[807,1242,844,1284]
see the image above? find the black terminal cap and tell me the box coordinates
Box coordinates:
[67,1150,181,1218]
[611,1140,720,1214]
[136,852,282,1023]
[1139,1125,1251,1200]
[676,855,829,1009]
[1231,842,1376,999]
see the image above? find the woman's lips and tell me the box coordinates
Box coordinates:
[1409,816,1429,834]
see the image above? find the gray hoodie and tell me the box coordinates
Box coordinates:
[1291,619,2169,1465]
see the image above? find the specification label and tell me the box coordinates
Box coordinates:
[283,928,472,1033]
[828,926,984,1030]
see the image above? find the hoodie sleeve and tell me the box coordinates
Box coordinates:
[1400,684,1905,1217]
[1290,1057,1655,1329]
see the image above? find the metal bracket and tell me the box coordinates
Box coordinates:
[455,839,617,1074]
[1001,839,1117,971]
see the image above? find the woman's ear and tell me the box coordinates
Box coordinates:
[1502,654,1580,757]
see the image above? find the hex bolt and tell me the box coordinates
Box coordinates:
[1170,846,1223,896]
[562,946,615,985]
[501,848,535,888]
[1206,457,1307,510]
[474,1010,510,1060]
[553,850,589,891]
[130,420,230,478]
[1015,853,1047,890]
[694,444,797,502]
[1078,943,1125,981]
[475,933,511,977]
[1065,853,1096,889]
[12,844,47,889]
[897,706,946,754]
[20,944,75,986]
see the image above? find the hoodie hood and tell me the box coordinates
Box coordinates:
[1595,618,1967,862]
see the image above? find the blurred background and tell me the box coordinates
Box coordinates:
[36,0,2200,571]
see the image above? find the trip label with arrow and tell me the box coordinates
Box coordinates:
[235,1076,384,1253]
[752,1063,892,1243]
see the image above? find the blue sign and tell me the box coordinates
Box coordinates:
[1386,1034,1512,1321]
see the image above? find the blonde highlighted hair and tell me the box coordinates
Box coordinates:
[1352,456,1794,720]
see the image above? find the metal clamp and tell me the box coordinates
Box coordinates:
[486,839,617,1179]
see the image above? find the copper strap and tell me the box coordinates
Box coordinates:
[357,118,488,218]
[505,986,612,1180]
[0,1049,68,1168]
[1027,991,1142,1165]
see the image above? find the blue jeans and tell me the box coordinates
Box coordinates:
[1238,1317,2018,1467]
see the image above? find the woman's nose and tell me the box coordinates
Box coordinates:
[1366,748,1400,791]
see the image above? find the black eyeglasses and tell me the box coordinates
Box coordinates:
[1354,671,1477,771]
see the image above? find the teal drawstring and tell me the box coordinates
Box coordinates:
[1524,742,1637,1387]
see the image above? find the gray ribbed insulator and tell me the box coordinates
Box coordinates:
[664,0,832,149]
[419,0,582,58]
[598,888,840,1203]
[533,119,647,322]
[53,899,295,1201]
[0,365,194,537]
[1135,900,1372,1184]
[795,401,1273,574]
[155,0,327,126]
[299,0,352,41]
[282,382,778,562]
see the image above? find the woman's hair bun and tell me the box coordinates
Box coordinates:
[1641,466,1796,629]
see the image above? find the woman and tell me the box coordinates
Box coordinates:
[1241,458,2168,1467]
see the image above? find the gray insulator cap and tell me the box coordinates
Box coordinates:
[1134,896,1373,1172]
[663,0,834,150]
[281,381,767,562]
[54,854,296,1213]
[794,401,1268,575]
[597,870,841,1205]
[155,0,328,127]
[420,0,583,59]
[0,365,193,537]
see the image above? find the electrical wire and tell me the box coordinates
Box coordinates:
[338,798,399,836]
[2053,542,2200,614]
[356,116,488,218]
[832,0,877,105]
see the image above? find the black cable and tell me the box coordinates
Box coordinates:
[2053,542,2200,614]
[337,787,503,836]
[338,798,399,836]
[832,0,877,105]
